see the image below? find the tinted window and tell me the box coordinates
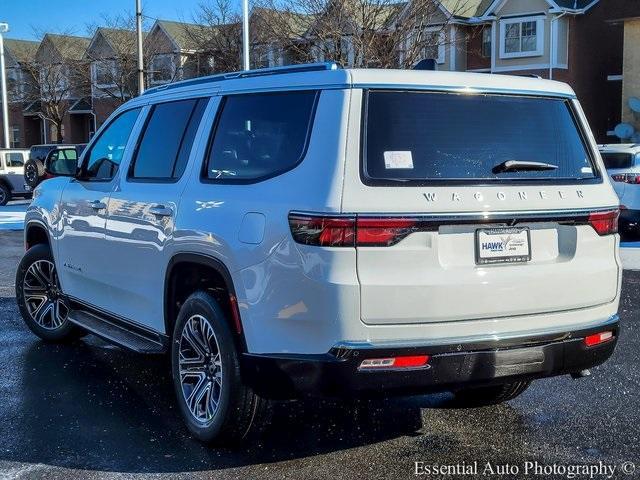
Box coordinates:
[364,91,597,184]
[6,152,24,167]
[601,152,635,170]
[204,91,317,181]
[82,108,141,181]
[131,98,207,180]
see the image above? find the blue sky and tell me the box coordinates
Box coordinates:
[2,0,207,41]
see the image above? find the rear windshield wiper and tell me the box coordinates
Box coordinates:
[492,160,559,174]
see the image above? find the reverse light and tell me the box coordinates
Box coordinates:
[584,331,614,347]
[359,355,430,370]
[588,210,619,236]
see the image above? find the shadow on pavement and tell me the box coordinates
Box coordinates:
[2,335,431,474]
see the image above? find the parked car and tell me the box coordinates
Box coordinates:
[0,148,30,206]
[23,144,86,190]
[17,63,621,445]
[599,143,640,237]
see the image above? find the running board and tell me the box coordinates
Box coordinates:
[67,309,167,354]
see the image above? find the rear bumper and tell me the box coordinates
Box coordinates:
[241,315,619,399]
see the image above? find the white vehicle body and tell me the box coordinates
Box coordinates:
[599,143,640,233]
[0,149,30,203]
[23,64,620,400]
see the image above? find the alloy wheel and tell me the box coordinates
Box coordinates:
[0,188,6,204]
[23,260,69,330]
[178,314,223,424]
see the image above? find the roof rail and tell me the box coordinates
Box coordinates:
[143,62,342,96]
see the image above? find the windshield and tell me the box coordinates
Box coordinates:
[601,152,636,170]
[363,90,598,184]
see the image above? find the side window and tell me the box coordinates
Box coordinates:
[6,152,24,167]
[204,90,318,182]
[130,98,207,180]
[81,108,141,181]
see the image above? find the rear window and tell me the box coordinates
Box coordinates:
[601,152,636,170]
[363,90,598,184]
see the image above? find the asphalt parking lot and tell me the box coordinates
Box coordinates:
[0,227,639,479]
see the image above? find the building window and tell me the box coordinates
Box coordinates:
[482,27,492,58]
[94,60,117,87]
[420,28,446,65]
[500,16,544,58]
[10,126,20,148]
[150,55,174,84]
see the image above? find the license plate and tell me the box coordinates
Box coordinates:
[475,227,531,265]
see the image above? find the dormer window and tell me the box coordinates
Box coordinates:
[499,16,544,59]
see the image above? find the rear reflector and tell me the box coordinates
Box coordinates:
[359,355,430,370]
[584,331,614,347]
[588,210,619,236]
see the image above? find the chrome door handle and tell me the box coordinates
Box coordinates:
[149,205,173,217]
[89,200,107,210]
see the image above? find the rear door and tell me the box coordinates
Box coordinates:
[343,89,620,325]
[102,97,209,331]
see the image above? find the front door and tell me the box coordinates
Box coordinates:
[57,108,143,312]
[103,98,209,332]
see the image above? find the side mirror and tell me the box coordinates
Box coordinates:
[45,148,79,177]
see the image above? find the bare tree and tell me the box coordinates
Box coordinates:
[21,32,90,142]
[184,0,243,74]
[84,14,146,103]
[254,0,476,69]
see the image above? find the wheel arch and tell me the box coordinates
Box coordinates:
[25,220,52,250]
[164,253,246,350]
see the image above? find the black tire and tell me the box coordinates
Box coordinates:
[0,182,10,206]
[452,381,531,407]
[24,158,45,189]
[16,243,85,342]
[171,291,270,445]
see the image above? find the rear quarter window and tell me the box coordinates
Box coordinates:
[363,90,599,185]
[203,90,318,183]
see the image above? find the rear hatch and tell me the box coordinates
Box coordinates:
[345,89,620,325]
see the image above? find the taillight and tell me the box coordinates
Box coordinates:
[288,214,419,247]
[584,331,614,347]
[611,173,640,184]
[588,210,619,236]
[356,218,418,246]
[288,214,355,247]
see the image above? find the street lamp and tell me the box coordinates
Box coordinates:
[0,22,9,149]
[242,0,249,70]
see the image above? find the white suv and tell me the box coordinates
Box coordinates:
[599,143,640,236]
[16,63,621,444]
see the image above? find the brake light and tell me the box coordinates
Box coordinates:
[288,214,355,247]
[359,355,430,370]
[288,214,419,247]
[588,210,619,236]
[584,331,614,347]
[356,218,418,246]
[611,173,640,184]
